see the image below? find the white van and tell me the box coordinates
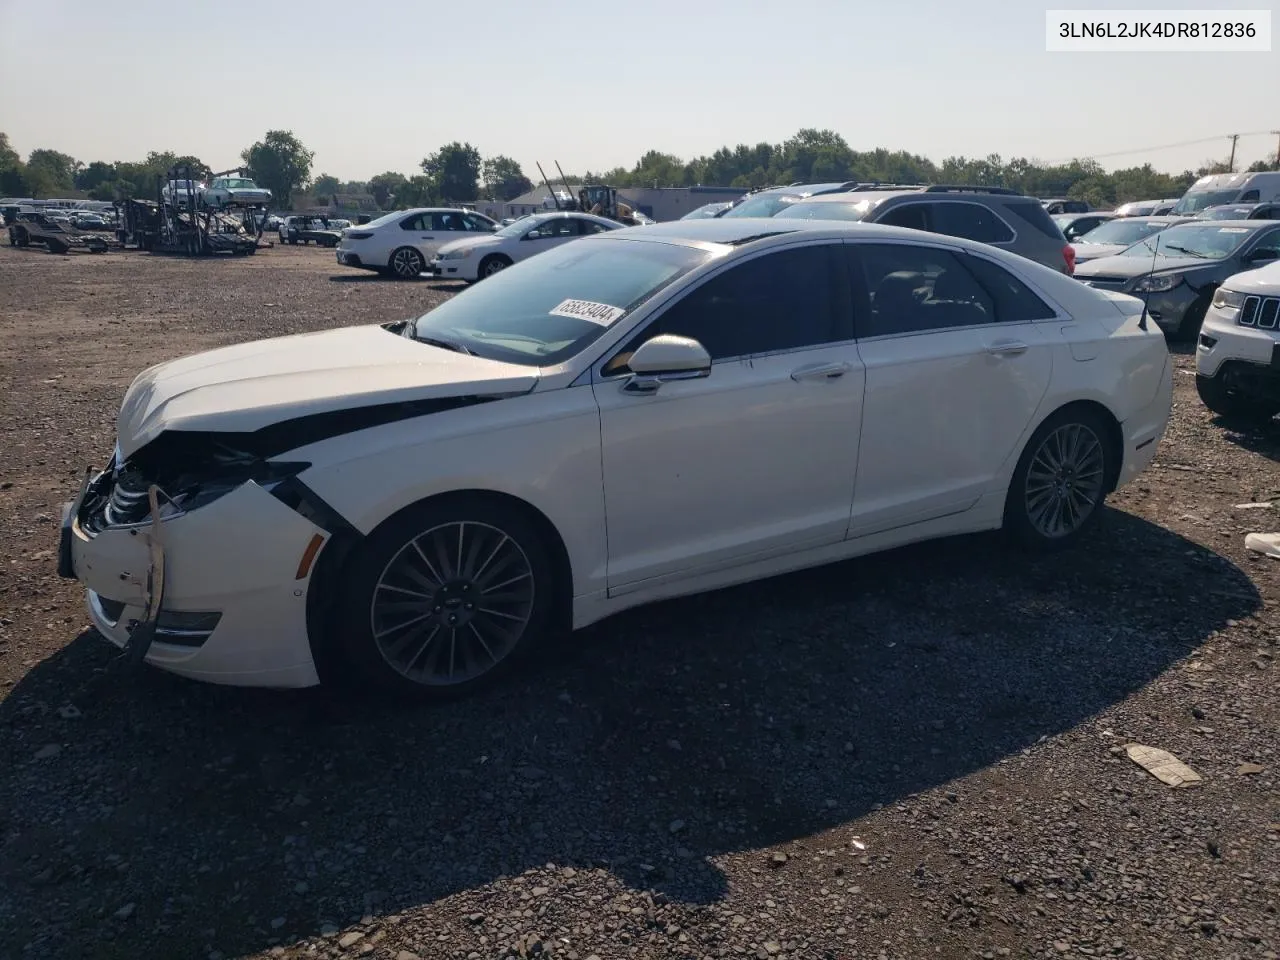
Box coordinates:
[1173,171,1280,215]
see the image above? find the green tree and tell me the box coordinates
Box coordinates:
[241,130,315,209]
[25,148,79,192]
[0,132,28,195]
[368,171,407,209]
[1247,157,1276,172]
[481,155,532,201]
[421,142,481,202]
[311,173,340,200]
[75,161,117,192]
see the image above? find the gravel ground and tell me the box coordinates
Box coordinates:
[0,242,1278,960]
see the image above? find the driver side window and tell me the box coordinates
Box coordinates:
[603,244,846,375]
[1250,228,1280,259]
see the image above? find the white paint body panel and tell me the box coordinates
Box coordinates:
[1196,260,1280,378]
[334,207,494,270]
[68,221,1173,688]
[429,213,621,282]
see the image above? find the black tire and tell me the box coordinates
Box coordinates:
[47,240,68,255]
[333,495,556,701]
[15,228,29,248]
[1175,293,1211,342]
[477,254,512,280]
[1003,406,1114,551]
[389,246,426,279]
[288,237,298,245]
[1196,374,1280,424]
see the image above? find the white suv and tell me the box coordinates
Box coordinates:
[335,208,498,279]
[1195,259,1280,423]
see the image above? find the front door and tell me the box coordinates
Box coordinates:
[844,240,1056,537]
[592,243,865,592]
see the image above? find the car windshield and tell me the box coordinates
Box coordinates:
[773,200,869,222]
[720,193,799,218]
[409,238,713,366]
[1122,223,1256,259]
[1077,219,1168,244]
[1172,188,1241,214]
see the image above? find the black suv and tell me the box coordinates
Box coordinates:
[769,185,1076,274]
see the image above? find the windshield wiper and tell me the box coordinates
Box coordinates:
[416,334,474,355]
[1161,244,1210,258]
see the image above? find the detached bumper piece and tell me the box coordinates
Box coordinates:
[91,594,221,648]
[122,486,167,666]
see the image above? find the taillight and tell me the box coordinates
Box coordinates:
[346,231,374,240]
[1062,244,1076,276]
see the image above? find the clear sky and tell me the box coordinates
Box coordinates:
[1,0,1276,181]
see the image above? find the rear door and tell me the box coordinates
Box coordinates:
[845,239,1056,538]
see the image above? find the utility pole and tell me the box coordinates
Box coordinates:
[1273,130,1280,170]
[1228,134,1239,172]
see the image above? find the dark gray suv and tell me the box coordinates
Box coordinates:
[770,185,1076,275]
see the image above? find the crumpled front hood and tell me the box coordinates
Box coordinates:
[117,324,539,457]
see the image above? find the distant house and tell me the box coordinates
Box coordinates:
[297,192,380,215]
[502,184,743,222]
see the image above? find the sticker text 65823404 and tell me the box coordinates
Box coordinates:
[549,298,625,325]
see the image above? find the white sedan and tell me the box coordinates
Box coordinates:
[335,207,498,278]
[59,219,1172,698]
[429,211,622,282]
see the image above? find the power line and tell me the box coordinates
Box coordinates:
[1047,130,1274,165]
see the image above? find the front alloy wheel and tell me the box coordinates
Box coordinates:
[336,496,555,699]
[372,521,536,686]
[390,246,425,279]
[1005,409,1112,549]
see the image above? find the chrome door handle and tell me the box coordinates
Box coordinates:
[986,340,1028,357]
[791,361,851,382]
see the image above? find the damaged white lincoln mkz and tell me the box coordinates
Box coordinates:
[60,219,1172,699]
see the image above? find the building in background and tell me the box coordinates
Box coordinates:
[502,185,744,222]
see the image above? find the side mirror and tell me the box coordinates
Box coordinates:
[623,335,711,393]
[1245,248,1279,264]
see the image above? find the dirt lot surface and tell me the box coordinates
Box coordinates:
[1,242,1278,960]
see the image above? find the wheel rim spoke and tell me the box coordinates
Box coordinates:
[371,520,536,686]
[1024,423,1106,539]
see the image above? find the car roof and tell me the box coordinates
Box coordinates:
[1164,218,1274,231]
[597,216,1021,254]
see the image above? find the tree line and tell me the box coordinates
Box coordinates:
[3,127,1277,213]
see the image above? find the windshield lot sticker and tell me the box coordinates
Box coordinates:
[1217,227,1248,233]
[550,299,625,325]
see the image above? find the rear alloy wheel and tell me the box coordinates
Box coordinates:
[479,254,511,279]
[1004,409,1111,550]
[336,497,555,699]
[1196,374,1280,424]
[390,246,426,279]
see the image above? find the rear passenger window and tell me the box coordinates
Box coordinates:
[961,253,1057,321]
[876,204,929,231]
[931,203,1015,244]
[848,243,995,337]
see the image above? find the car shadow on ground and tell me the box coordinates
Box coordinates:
[1217,418,1280,463]
[0,511,1261,957]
